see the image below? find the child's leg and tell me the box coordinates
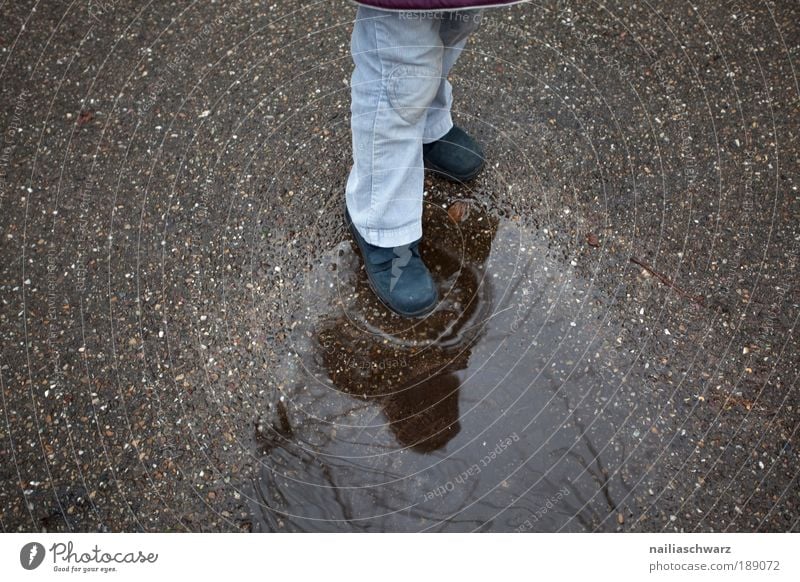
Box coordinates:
[423,10,484,145]
[345,8,445,248]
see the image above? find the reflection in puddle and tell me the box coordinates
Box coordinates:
[249,197,642,531]
[315,203,496,453]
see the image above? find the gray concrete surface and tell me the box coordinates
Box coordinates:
[0,0,797,532]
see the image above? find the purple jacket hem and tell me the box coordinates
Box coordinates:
[353,0,520,10]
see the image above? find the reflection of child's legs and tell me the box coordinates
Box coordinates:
[346,8,444,248]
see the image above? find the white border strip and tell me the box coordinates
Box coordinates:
[2,533,798,581]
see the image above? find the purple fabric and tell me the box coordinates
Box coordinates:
[354,0,518,10]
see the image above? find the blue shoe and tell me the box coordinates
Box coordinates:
[423,125,485,183]
[345,209,438,318]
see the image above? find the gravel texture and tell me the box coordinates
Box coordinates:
[0,0,797,532]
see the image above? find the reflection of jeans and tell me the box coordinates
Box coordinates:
[345,7,483,247]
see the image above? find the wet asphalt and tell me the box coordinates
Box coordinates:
[0,0,798,532]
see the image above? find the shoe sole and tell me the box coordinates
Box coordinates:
[345,211,438,319]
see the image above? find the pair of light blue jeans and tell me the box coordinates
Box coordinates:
[345,6,484,248]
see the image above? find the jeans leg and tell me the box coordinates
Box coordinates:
[345,8,444,248]
[423,10,484,144]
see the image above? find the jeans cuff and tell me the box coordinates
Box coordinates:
[422,112,454,144]
[357,220,423,248]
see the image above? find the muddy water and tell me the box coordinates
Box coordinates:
[247,192,648,532]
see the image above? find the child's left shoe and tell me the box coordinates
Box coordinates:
[423,125,485,183]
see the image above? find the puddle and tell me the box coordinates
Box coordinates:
[246,193,650,532]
